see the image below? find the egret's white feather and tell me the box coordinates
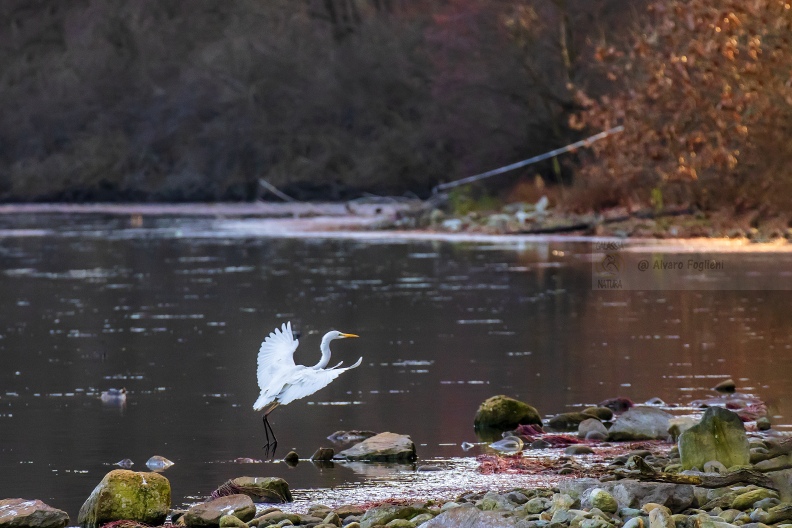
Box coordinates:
[256,321,299,393]
[253,323,361,411]
[275,358,363,406]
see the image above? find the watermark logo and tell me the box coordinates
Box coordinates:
[589,242,787,290]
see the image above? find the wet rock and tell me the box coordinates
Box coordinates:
[524,497,550,514]
[679,407,749,470]
[489,436,524,454]
[754,453,792,471]
[323,512,341,526]
[145,456,174,472]
[283,451,299,465]
[473,395,542,431]
[607,407,673,441]
[549,413,594,431]
[585,489,618,514]
[599,397,635,414]
[385,520,415,528]
[0,499,69,528]
[565,445,595,455]
[77,470,171,528]
[311,448,335,461]
[732,489,779,510]
[254,511,301,526]
[184,495,256,528]
[421,504,521,527]
[606,480,694,513]
[335,505,366,518]
[476,492,515,511]
[579,418,609,439]
[409,513,434,525]
[703,460,728,474]
[337,432,417,462]
[714,379,736,393]
[212,477,292,503]
[648,506,674,528]
[757,417,772,431]
[583,407,615,421]
[219,515,248,528]
[622,517,645,528]
[359,505,429,528]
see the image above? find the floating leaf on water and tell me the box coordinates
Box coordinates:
[115,458,134,469]
[460,442,475,451]
[489,435,524,454]
[146,455,174,471]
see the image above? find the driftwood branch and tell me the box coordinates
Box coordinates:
[617,456,779,491]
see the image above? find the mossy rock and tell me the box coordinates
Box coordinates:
[473,395,542,431]
[548,412,595,431]
[77,470,171,528]
[583,406,614,421]
[359,506,429,528]
[678,407,749,470]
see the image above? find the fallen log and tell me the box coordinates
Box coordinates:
[617,456,779,490]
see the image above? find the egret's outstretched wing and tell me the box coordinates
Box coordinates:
[276,357,363,406]
[257,322,299,392]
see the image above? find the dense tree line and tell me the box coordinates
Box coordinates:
[0,0,639,202]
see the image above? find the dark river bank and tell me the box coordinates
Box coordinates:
[0,212,791,520]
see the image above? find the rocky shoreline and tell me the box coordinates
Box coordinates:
[4,382,791,528]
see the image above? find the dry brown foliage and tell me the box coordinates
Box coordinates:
[571,0,792,214]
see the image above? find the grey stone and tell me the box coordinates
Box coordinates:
[421,504,522,527]
[222,477,292,503]
[608,407,673,441]
[679,407,749,470]
[579,419,608,439]
[566,445,595,455]
[312,448,335,461]
[185,495,256,528]
[337,432,417,462]
[359,505,430,528]
[0,499,69,528]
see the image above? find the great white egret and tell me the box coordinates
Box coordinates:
[254,322,361,452]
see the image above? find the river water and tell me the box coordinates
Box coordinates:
[1,212,791,519]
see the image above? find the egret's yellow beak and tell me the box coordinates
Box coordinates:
[340,333,359,338]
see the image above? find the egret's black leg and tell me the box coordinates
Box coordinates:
[262,410,278,459]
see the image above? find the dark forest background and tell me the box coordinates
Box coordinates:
[0,0,640,202]
[1,1,790,216]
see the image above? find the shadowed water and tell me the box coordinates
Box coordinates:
[0,213,791,519]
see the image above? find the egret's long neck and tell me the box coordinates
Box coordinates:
[312,333,334,369]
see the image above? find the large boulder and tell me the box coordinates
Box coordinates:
[0,499,69,528]
[211,477,292,503]
[678,407,749,470]
[77,470,170,528]
[184,495,256,528]
[421,504,522,527]
[561,479,695,514]
[607,407,672,441]
[336,432,416,462]
[473,395,542,431]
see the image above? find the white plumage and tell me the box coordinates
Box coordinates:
[253,322,362,450]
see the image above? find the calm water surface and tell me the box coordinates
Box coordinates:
[1,214,791,518]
